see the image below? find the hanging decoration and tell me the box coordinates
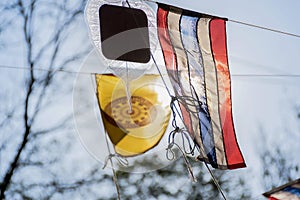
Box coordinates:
[85,0,158,82]
[87,0,246,169]
[156,3,246,169]
[95,73,171,157]
[85,0,246,171]
[84,0,248,199]
[86,0,172,158]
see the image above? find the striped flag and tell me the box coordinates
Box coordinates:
[157,3,246,169]
[263,179,300,200]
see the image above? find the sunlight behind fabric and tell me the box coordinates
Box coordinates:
[86,0,158,81]
[157,3,246,170]
[85,0,246,171]
[73,50,176,173]
[85,0,174,160]
[86,0,161,120]
[95,74,171,156]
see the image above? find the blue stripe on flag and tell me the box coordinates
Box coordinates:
[283,186,300,197]
[180,15,217,167]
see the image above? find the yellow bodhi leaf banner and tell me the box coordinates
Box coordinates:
[95,74,171,157]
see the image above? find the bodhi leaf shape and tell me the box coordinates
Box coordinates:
[95,74,171,157]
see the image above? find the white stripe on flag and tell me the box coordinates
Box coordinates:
[167,9,203,146]
[197,18,227,167]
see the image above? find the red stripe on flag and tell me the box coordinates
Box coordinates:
[269,197,279,200]
[157,7,176,71]
[157,6,194,136]
[209,19,246,169]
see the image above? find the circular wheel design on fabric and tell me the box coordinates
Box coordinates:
[105,96,156,129]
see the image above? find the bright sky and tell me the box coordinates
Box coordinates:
[1,0,300,199]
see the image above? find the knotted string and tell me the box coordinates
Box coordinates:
[168,126,196,156]
[102,154,129,169]
[166,96,197,182]
[169,96,197,154]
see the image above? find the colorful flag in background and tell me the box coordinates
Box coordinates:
[263,179,300,200]
[157,3,246,169]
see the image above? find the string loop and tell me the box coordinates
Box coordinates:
[102,153,129,169]
[166,142,197,182]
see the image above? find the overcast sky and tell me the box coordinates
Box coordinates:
[1,0,299,198]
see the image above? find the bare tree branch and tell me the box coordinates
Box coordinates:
[0,1,36,197]
[0,1,89,198]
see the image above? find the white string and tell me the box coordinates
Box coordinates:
[1,64,300,78]
[143,0,300,39]
[204,162,227,199]
[0,64,94,75]
[91,75,122,200]
[228,19,300,39]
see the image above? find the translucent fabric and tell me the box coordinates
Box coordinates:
[86,0,158,82]
[95,74,171,156]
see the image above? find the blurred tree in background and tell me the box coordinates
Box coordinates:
[115,157,251,200]
[0,0,94,199]
[259,105,300,192]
